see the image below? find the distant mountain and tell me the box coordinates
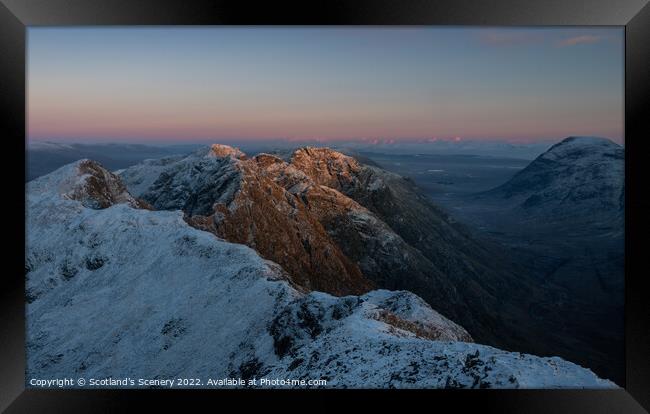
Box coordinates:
[483,136,624,228]
[26,141,202,181]
[25,159,614,388]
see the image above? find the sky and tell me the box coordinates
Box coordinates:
[27,27,624,144]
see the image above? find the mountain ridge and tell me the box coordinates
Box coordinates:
[25,159,615,388]
[120,145,568,353]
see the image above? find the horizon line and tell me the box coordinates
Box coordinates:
[27,135,624,146]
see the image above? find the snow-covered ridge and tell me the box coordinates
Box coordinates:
[26,160,615,388]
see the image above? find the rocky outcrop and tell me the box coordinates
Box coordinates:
[252,152,464,315]
[290,147,362,190]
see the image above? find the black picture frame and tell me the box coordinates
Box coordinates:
[1,0,648,412]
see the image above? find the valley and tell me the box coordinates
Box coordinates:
[359,137,625,385]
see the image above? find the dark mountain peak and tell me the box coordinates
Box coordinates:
[540,136,622,162]
[484,136,624,218]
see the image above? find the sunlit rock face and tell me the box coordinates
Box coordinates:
[208,143,247,160]
[121,145,373,296]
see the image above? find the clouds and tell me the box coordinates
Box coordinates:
[478,30,610,48]
[557,35,603,47]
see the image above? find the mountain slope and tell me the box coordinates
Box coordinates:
[252,153,463,307]
[483,136,624,226]
[25,160,613,388]
[472,136,625,298]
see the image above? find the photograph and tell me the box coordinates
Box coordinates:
[24,26,625,390]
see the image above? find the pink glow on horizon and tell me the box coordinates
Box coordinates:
[28,108,624,144]
[28,98,623,144]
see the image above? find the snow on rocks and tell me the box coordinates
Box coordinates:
[28,159,143,210]
[26,159,616,389]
